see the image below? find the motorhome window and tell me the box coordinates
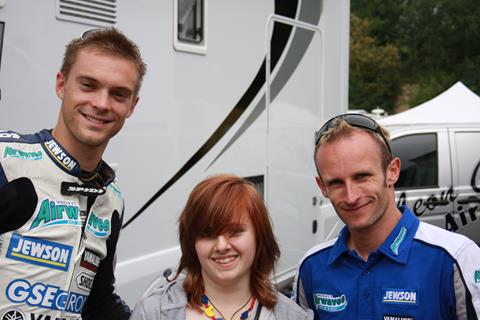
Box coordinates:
[178,0,203,43]
[392,133,438,189]
[244,175,264,200]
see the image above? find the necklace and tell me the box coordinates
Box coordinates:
[201,294,256,320]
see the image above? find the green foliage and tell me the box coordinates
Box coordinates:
[350,0,480,112]
[349,15,401,113]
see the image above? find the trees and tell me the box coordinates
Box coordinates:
[350,15,400,113]
[350,0,480,112]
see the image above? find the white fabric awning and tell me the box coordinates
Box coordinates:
[379,82,480,126]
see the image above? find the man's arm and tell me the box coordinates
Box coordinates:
[292,261,318,320]
[451,241,480,319]
[0,173,38,234]
[81,209,131,320]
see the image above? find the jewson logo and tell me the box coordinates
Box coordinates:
[382,288,418,305]
[44,140,77,171]
[86,213,111,238]
[3,146,43,161]
[30,199,81,231]
[6,234,73,271]
[6,279,87,314]
[314,293,347,312]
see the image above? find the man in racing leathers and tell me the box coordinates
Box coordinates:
[0,28,146,320]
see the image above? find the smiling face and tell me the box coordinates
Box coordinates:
[195,216,256,288]
[54,48,139,158]
[315,130,400,234]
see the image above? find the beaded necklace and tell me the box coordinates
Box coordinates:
[201,294,256,320]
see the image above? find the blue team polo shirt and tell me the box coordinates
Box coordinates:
[297,207,458,320]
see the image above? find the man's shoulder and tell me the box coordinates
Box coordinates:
[414,221,479,258]
[299,237,338,268]
[0,130,40,144]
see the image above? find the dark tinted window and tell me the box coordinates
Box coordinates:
[178,0,203,43]
[392,133,438,189]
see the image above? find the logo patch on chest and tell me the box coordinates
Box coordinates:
[313,293,347,312]
[6,233,73,271]
[86,212,111,238]
[3,146,43,161]
[383,315,414,320]
[475,270,480,285]
[29,198,81,231]
[382,288,418,305]
[80,249,101,272]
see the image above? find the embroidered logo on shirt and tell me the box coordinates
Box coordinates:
[6,233,73,271]
[29,198,82,231]
[3,146,43,161]
[44,140,78,171]
[390,226,407,256]
[80,249,101,272]
[383,315,414,320]
[313,293,347,312]
[382,288,418,305]
[475,270,480,284]
[86,212,111,238]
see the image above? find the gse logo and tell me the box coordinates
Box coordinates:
[6,279,87,314]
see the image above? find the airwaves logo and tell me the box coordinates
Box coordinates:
[3,146,43,161]
[314,293,347,312]
[30,199,81,231]
[86,213,111,238]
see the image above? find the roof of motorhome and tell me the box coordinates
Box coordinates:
[379,82,480,126]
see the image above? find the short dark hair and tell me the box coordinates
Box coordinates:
[60,28,147,95]
[174,174,280,309]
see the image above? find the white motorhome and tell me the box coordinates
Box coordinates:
[0,0,350,305]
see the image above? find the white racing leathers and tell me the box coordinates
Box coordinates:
[0,129,130,320]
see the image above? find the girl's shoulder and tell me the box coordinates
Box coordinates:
[272,292,314,320]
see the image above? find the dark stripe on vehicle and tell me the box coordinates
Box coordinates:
[208,0,322,167]
[123,1,299,228]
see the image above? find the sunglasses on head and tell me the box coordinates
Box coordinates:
[81,28,105,40]
[315,113,392,155]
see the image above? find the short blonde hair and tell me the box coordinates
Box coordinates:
[315,118,393,171]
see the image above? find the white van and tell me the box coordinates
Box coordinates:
[380,82,480,244]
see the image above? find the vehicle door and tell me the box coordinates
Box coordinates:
[448,128,480,244]
[390,128,454,229]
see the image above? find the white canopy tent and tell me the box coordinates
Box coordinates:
[379,81,480,126]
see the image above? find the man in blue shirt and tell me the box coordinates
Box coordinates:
[293,114,480,319]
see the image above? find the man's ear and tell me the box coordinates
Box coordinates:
[56,72,65,99]
[126,96,140,118]
[386,157,401,187]
[315,176,328,197]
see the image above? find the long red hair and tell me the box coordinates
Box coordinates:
[173,174,280,309]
